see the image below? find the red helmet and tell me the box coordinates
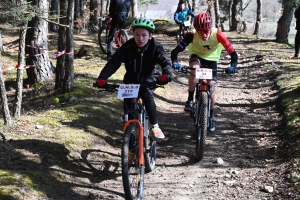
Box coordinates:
[194,13,213,31]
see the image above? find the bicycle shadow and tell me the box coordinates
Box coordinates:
[0,139,125,199]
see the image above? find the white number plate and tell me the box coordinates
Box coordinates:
[184,21,191,27]
[117,84,140,98]
[195,68,212,79]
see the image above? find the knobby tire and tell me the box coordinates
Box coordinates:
[195,91,208,161]
[98,26,129,55]
[98,25,109,54]
[143,114,156,173]
[122,123,144,200]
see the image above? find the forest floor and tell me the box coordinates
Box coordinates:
[0,24,300,199]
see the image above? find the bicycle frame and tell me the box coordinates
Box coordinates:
[98,15,129,55]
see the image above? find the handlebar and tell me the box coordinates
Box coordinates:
[176,66,237,74]
[93,76,171,92]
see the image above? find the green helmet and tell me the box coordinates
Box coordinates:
[131,18,155,32]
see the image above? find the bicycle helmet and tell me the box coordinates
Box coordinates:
[178,0,185,4]
[194,13,213,31]
[131,18,155,33]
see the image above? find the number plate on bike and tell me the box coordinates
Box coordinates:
[117,84,140,98]
[184,21,191,27]
[195,68,212,79]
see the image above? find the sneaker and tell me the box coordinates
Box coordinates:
[208,118,216,132]
[291,56,299,60]
[184,101,193,112]
[151,127,165,140]
[128,149,135,164]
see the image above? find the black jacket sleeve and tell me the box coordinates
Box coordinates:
[170,32,193,63]
[155,42,172,77]
[230,51,238,68]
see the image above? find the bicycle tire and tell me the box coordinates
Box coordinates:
[144,114,156,173]
[98,25,109,54]
[195,91,208,161]
[122,123,144,200]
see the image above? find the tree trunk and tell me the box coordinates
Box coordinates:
[55,0,68,89]
[214,0,221,29]
[131,0,137,18]
[253,0,262,36]
[276,0,293,43]
[25,0,53,85]
[63,0,75,93]
[80,0,87,17]
[0,33,12,126]
[50,0,60,32]
[231,0,238,31]
[89,0,98,29]
[14,28,27,119]
[74,0,80,20]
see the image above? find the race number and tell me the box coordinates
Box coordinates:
[195,68,212,79]
[117,84,140,98]
[184,21,191,27]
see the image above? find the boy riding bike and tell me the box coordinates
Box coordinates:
[174,0,196,33]
[96,18,172,140]
[171,12,238,132]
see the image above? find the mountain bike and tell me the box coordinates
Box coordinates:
[94,78,169,199]
[179,66,228,161]
[98,14,129,55]
[176,19,193,44]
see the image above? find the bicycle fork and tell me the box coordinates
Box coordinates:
[124,119,144,168]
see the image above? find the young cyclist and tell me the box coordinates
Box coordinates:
[107,0,131,61]
[171,12,238,132]
[174,0,196,33]
[96,18,172,140]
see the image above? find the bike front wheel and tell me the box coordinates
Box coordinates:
[195,91,208,161]
[98,25,109,54]
[144,114,156,173]
[122,123,144,200]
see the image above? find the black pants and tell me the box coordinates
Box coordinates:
[124,88,157,125]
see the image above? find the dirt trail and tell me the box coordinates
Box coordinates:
[80,33,298,199]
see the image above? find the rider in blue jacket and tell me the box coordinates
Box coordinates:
[174,0,196,29]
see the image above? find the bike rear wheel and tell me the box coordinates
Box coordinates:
[195,91,208,161]
[122,123,144,200]
[144,114,156,173]
[98,27,129,55]
[98,25,109,54]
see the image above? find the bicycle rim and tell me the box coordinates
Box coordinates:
[98,26,108,54]
[122,123,144,200]
[195,92,208,161]
[144,115,156,173]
